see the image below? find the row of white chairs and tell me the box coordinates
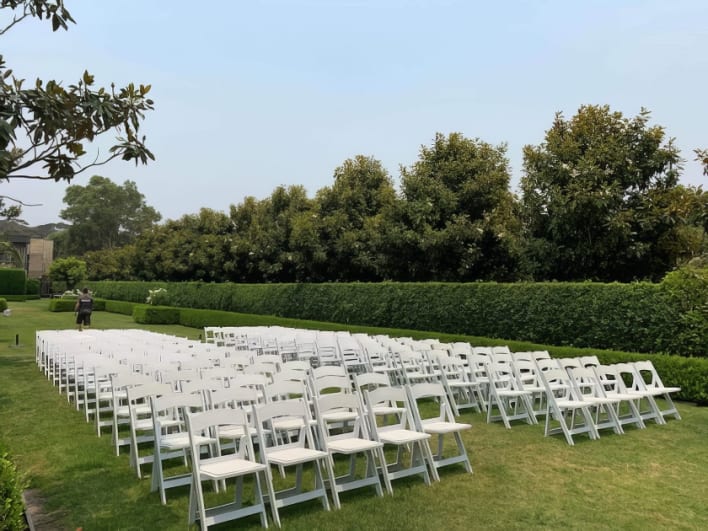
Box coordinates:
[36,329,474,529]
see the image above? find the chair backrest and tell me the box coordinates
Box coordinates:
[313,391,369,441]
[354,372,393,394]
[209,386,261,410]
[537,367,575,401]
[632,360,667,391]
[363,386,415,433]
[579,355,601,368]
[311,374,352,396]
[151,391,205,435]
[186,407,256,461]
[264,380,308,403]
[566,367,605,400]
[405,382,456,427]
[556,358,582,371]
[253,398,318,454]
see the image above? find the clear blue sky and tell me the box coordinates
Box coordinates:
[3,0,707,226]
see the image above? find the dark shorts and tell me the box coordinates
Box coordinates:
[76,312,91,326]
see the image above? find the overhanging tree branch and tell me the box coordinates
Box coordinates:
[0,1,154,216]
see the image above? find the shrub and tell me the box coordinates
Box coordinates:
[48,257,86,291]
[48,299,76,312]
[0,298,7,312]
[146,287,169,305]
[0,268,26,295]
[0,451,26,531]
[132,305,180,324]
[25,278,40,295]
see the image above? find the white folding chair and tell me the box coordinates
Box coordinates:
[253,398,334,516]
[566,367,624,436]
[405,382,473,474]
[313,392,389,504]
[126,382,175,478]
[186,408,277,529]
[486,360,536,428]
[363,387,439,486]
[629,360,682,422]
[537,367,599,446]
[150,392,212,504]
[591,364,646,431]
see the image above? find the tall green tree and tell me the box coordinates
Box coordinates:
[230,185,313,282]
[381,132,522,281]
[59,175,160,254]
[133,208,234,282]
[304,155,396,281]
[0,1,154,217]
[521,105,686,281]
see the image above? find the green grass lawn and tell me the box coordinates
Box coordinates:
[1,300,707,530]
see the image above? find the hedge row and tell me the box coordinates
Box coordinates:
[90,280,705,357]
[124,305,707,404]
[0,268,26,296]
[48,298,107,312]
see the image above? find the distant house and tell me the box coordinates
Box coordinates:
[0,220,67,279]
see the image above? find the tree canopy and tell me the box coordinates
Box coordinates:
[58,175,160,255]
[382,132,522,281]
[0,0,154,217]
[520,104,698,281]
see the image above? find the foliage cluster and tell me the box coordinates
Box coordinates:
[91,278,703,357]
[82,108,707,285]
[0,449,26,531]
[53,176,161,256]
[0,297,6,311]
[145,287,168,305]
[48,257,86,291]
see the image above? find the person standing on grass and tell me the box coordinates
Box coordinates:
[75,287,93,331]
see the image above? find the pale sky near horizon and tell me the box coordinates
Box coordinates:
[2,0,707,227]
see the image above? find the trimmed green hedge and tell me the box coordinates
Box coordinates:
[0,268,26,295]
[91,280,702,356]
[0,298,6,312]
[132,305,180,324]
[48,298,106,312]
[105,299,135,316]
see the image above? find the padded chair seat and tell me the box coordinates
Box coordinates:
[272,417,306,431]
[267,447,328,466]
[371,405,406,416]
[630,386,681,396]
[199,454,266,480]
[422,420,471,434]
[378,429,431,445]
[322,410,358,423]
[219,424,257,439]
[161,433,213,450]
[327,438,383,454]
